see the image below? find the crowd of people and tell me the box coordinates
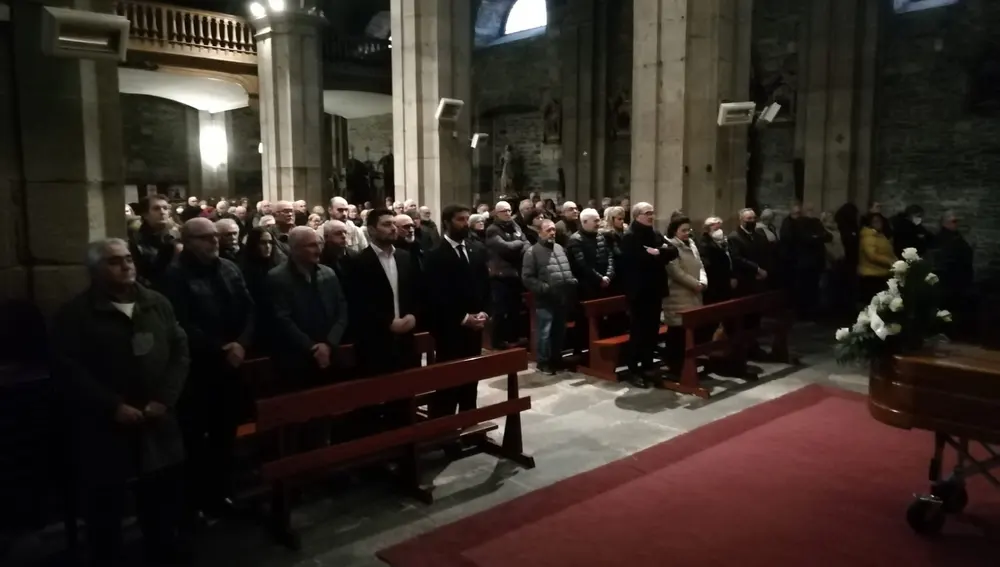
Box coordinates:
[54,189,976,566]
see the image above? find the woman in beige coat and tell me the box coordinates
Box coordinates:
[662,215,707,374]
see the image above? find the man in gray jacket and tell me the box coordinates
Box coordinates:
[522,219,578,374]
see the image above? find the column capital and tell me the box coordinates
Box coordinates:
[250,3,326,39]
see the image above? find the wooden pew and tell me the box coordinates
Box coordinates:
[576,295,667,381]
[672,291,792,398]
[524,292,575,362]
[235,332,436,439]
[256,348,535,549]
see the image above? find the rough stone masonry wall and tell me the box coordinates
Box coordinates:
[752,0,801,215]
[473,34,559,194]
[873,2,1000,279]
[120,94,193,186]
[347,113,393,163]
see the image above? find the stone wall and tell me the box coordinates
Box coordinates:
[473,35,559,195]
[228,105,262,197]
[873,1,1000,278]
[752,0,802,214]
[606,0,632,194]
[347,113,393,163]
[120,94,193,186]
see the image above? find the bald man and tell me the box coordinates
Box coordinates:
[320,220,356,284]
[162,217,255,521]
[329,196,369,253]
[269,200,296,261]
[555,201,580,247]
[266,225,349,387]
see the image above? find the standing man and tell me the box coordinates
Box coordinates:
[350,209,421,377]
[618,202,678,388]
[163,218,255,523]
[52,239,190,565]
[424,204,491,417]
[522,219,578,374]
[267,226,350,388]
[484,200,530,349]
[129,193,181,290]
[329,196,369,253]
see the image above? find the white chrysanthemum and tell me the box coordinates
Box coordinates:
[889,297,904,312]
[887,279,900,294]
[852,321,868,333]
[925,273,939,285]
[892,260,909,275]
[875,291,894,307]
[835,328,851,341]
[887,323,902,336]
[857,310,871,325]
[901,248,920,262]
[937,310,953,322]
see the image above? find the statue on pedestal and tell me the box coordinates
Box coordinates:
[542,94,562,144]
[499,145,516,193]
[608,88,632,139]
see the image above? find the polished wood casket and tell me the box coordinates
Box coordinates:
[869,345,1000,444]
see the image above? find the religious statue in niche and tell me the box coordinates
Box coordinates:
[608,88,632,139]
[541,94,562,144]
[498,145,517,193]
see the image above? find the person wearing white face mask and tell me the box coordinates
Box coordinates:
[891,204,934,258]
[699,217,737,306]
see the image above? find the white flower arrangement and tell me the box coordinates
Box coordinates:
[835,248,950,364]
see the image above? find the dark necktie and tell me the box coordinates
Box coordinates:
[456,243,469,263]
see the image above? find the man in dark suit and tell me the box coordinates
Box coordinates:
[728,207,772,358]
[350,209,421,377]
[424,204,491,418]
[266,226,349,389]
[618,202,678,388]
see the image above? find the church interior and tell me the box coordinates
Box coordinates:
[2,0,1000,566]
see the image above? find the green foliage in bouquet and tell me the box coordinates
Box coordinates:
[835,247,952,365]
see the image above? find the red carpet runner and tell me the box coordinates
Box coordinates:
[379,385,999,567]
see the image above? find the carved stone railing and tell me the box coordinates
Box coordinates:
[323,35,392,66]
[115,1,391,73]
[115,0,258,66]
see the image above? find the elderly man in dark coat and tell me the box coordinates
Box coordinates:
[267,226,349,388]
[52,238,190,566]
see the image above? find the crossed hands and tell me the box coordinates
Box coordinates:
[463,312,489,330]
[390,314,417,334]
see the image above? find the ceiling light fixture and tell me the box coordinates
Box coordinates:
[248,2,265,19]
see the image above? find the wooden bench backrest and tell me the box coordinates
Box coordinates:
[676,291,786,328]
[255,348,529,433]
[581,295,628,318]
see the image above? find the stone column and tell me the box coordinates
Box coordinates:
[391,0,473,213]
[800,0,879,212]
[0,0,125,314]
[252,2,325,208]
[631,0,753,228]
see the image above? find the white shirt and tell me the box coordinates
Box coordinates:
[371,243,400,318]
[111,301,135,319]
[443,234,469,263]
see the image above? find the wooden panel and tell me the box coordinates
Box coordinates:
[677,291,785,327]
[256,349,529,431]
[262,397,530,481]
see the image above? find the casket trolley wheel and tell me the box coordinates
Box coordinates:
[931,479,968,514]
[906,497,946,535]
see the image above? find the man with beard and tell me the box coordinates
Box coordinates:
[424,204,491,417]
[394,213,425,275]
[351,209,421,378]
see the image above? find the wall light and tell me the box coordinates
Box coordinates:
[200,124,228,169]
[258,142,263,154]
[248,2,265,19]
[268,0,285,12]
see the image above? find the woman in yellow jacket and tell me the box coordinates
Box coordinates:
[857,212,897,303]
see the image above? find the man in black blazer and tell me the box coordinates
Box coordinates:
[424,204,491,418]
[618,202,678,388]
[350,209,421,378]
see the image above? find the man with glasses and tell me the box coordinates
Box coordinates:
[163,217,255,526]
[269,200,297,261]
[619,202,678,388]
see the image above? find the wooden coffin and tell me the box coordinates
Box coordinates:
[869,345,1000,444]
